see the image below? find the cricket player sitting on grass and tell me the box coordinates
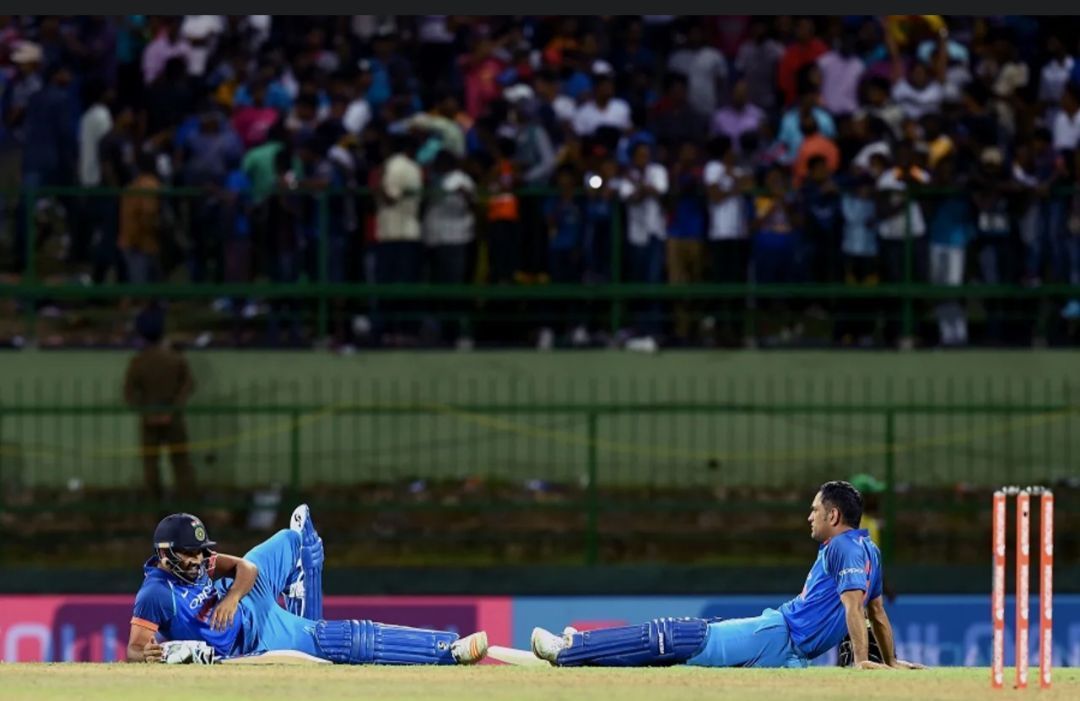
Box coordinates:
[532,481,926,670]
[126,506,488,665]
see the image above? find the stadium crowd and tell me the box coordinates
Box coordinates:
[2,15,1080,348]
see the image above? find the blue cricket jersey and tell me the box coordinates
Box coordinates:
[131,555,253,657]
[778,528,883,659]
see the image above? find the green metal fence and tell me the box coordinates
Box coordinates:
[2,185,1080,346]
[2,375,1076,564]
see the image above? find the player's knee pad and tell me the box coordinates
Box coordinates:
[556,617,708,667]
[314,619,458,665]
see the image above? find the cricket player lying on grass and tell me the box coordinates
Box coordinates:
[125,506,488,665]
[531,481,926,671]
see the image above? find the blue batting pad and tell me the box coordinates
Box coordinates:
[285,537,324,620]
[314,619,459,665]
[301,537,323,620]
[284,512,324,621]
[556,617,709,667]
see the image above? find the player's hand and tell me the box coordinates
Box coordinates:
[210,594,240,632]
[142,640,164,663]
[854,660,892,670]
[891,659,928,670]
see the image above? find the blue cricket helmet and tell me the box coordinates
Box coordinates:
[153,513,216,583]
[154,513,217,552]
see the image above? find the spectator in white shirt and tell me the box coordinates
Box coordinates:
[572,63,631,137]
[734,19,784,112]
[180,15,225,77]
[887,31,946,121]
[619,141,668,337]
[343,61,373,136]
[704,136,749,271]
[703,136,751,344]
[376,134,424,340]
[142,17,192,85]
[667,23,728,118]
[76,79,113,266]
[816,36,865,116]
[1039,35,1075,120]
[78,81,112,189]
[876,141,930,285]
[422,149,476,346]
[710,80,764,149]
[1052,83,1080,153]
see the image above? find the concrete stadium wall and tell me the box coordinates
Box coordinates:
[1,351,1078,488]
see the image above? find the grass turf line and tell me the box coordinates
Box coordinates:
[1,665,1077,701]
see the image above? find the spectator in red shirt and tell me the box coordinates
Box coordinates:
[777,17,827,107]
[460,35,505,119]
[232,82,280,148]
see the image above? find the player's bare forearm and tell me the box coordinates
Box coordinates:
[213,553,258,599]
[207,554,257,631]
[866,597,898,666]
[125,624,160,663]
[840,590,871,665]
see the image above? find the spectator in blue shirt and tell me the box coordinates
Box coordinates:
[927,155,974,346]
[800,156,843,283]
[182,107,243,283]
[666,140,707,341]
[776,92,837,166]
[544,164,584,284]
[840,174,879,344]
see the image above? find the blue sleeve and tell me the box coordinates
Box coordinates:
[825,539,869,595]
[132,583,174,629]
[867,543,884,600]
[868,569,883,600]
[226,170,251,195]
[777,113,799,153]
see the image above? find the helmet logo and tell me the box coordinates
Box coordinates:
[193,523,206,542]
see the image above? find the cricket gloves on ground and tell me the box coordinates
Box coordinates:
[161,640,217,664]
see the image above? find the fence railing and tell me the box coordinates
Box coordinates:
[2,185,1080,347]
[2,378,1076,564]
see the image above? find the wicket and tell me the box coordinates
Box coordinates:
[991,487,1053,690]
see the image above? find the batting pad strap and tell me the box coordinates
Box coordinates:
[314,619,459,665]
[557,617,709,667]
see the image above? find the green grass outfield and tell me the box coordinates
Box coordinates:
[2,665,1077,701]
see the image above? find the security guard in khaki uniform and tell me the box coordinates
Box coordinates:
[123,303,196,502]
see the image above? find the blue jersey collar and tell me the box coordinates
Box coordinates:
[820,528,869,548]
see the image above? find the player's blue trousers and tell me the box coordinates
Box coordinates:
[685,609,809,668]
[239,529,322,656]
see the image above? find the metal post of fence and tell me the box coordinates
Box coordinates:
[586,410,600,565]
[316,192,329,340]
[901,191,914,344]
[0,410,4,516]
[884,409,897,564]
[23,186,37,344]
[609,202,623,335]
[290,408,301,497]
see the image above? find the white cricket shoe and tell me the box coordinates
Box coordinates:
[531,626,569,665]
[451,631,489,664]
[290,504,310,536]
